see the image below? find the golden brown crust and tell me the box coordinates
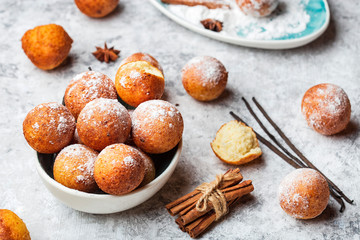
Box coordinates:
[23,102,76,154]
[94,144,145,195]
[115,61,165,107]
[279,168,330,219]
[120,52,164,74]
[76,98,131,151]
[137,149,156,187]
[301,83,351,135]
[21,24,72,70]
[182,56,228,101]
[0,209,31,240]
[53,144,99,193]
[211,144,261,165]
[132,100,184,154]
[74,0,119,18]
[64,71,117,119]
[211,120,262,165]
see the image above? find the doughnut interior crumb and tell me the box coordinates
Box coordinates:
[211,120,262,165]
[120,61,163,78]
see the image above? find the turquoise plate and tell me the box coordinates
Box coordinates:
[148,0,330,49]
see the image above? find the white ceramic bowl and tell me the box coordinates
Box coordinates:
[35,140,182,214]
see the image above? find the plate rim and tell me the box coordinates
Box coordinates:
[148,0,330,49]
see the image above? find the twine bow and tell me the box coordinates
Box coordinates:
[195,171,238,220]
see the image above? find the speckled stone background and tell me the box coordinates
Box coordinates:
[0,0,359,239]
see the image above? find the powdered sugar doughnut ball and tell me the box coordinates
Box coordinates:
[64,71,117,119]
[23,102,76,154]
[182,56,228,101]
[301,83,351,135]
[115,59,165,108]
[278,168,330,219]
[236,0,278,17]
[77,98,131,151]
[53,144,98,193]
[132,100,184,154]
[94,143,145,195]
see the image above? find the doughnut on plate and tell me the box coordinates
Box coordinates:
[149,0,330,49]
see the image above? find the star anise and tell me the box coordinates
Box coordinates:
[200,19,223,32]
[92,42,120,63]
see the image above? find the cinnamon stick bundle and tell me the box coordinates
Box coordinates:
[179,180,253,225]
[166,169,254,238]
[166,168,243,215]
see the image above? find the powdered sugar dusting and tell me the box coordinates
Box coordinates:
[278,168,328,219]
[122,156,136,168]
[32,122,39,130]
[79,98,130,129]
[182,56,227,88]
[302,83,350,132]
[120,76,128,88]
[56,144,98,186]
[132,100,182,134]
[167,0,310,40]
[240,0,279,17]
[57,116,71,133]
[66,71,116,104]
[130,70,142,79]
[32,102,75,137]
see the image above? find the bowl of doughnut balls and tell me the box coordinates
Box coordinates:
[23,53,184,214]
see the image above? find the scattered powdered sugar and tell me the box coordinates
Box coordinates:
[57,116,71,133]
[122,156,136,167]
[76,175,85,182]
[167,0,310,40]
[46,102,63,110]
[120,76,128,88]
[32,122,39,130]
[120,70,142,89]
[130,70,142,79]
[182,56,226,87]
[239,0,279,17]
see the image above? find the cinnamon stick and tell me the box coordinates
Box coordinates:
[166,169,243,216]
[187,212,215,238]
[179,181,254,225]
[185,198,238,238]
[175,217,186,232]
[179,202,197,216]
